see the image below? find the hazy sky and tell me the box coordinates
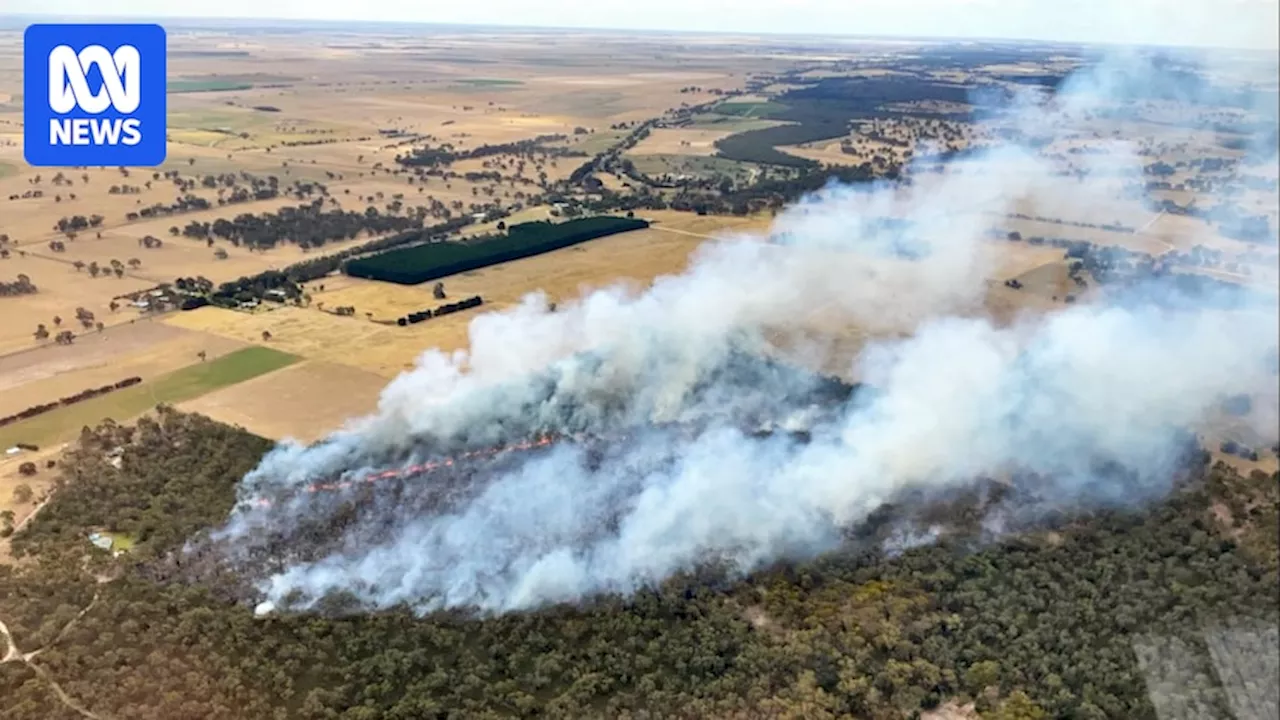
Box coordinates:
[4,0,1279,50]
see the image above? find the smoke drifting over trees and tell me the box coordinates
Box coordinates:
[206,53,1279,616]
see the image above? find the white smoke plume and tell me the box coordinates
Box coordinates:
[206,51,1280,616]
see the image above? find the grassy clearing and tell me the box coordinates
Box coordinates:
[103,532,137,551]
[0,346,299,448]
[0,161,17,179]
[713,101,789,118]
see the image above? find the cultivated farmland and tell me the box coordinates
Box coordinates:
[345,216,650,285]
[0,345,298,448]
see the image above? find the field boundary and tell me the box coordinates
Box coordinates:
[0,377,143,431]
[0,346,300,449]
[345,216,650,285]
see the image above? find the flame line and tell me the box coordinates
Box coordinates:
[250,434,566,508]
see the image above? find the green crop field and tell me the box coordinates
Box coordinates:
[169,50,252,58]
[712,101,789,118]
[0,346,299,448]
[168,80,254,94]
[346,216,650,285]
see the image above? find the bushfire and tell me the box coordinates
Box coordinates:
[250,432,570,507]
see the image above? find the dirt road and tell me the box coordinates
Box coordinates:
[0,595,106,719]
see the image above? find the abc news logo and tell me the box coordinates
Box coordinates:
[24,24,167,167]
[48,44,143,146]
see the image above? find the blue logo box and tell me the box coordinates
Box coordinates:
[24,23,167,167]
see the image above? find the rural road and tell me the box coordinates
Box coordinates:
[12,495,53,535]
[1134,210,1274,285]
[1135,210,1178,255]
[1136,209,1167,238]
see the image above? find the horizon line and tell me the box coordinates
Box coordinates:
[0,13,1277,53]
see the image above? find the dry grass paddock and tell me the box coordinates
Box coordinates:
[177,360,388,443]
[0,26,761,366]
[163,207,1062,396]
[0,446,61,562]
[0,320,246,419]
[627,126,775,157]
[163,211,766,377]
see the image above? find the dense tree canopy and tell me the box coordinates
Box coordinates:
[0,410,1275,720]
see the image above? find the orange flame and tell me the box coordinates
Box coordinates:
[251,433,566,508]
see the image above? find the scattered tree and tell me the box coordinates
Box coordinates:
[0,274,37,296]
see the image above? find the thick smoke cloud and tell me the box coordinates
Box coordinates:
[208,53,1280,616]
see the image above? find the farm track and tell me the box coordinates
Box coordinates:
[12,496,52,536]
[650,224,719,241]
[0,594,107,719]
